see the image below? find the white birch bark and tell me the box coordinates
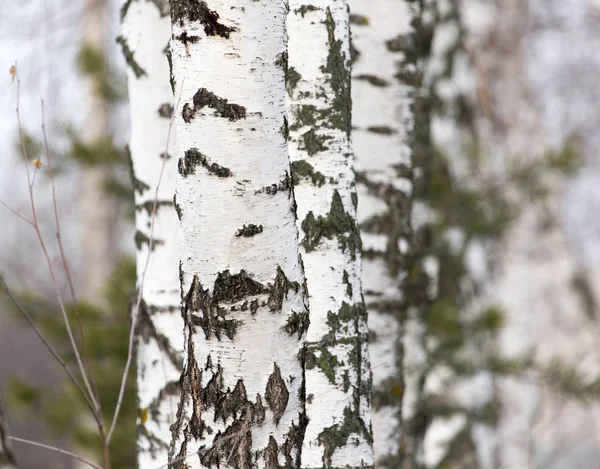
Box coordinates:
[80,0,120,305]
[0,397,15,469]
[286,1,373,467]
[347,1,418,467]
[120,0,182,467]
[169,2,309,468]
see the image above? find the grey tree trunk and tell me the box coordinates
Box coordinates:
[0,396,16,469]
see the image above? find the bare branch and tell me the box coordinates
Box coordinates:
[8,436,103,469]
[0,274,96,415]
[0,200,33,226]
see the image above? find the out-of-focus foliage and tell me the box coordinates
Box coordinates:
[6,259,137,469]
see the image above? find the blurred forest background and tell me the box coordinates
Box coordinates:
[3,0,600,468]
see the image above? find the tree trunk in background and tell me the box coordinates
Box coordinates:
[286,1,373,467]
[0,396,16,469]
[168,1,309,467]
[80,0,120,305]
[120,0,181,467]
[347,0,418,467]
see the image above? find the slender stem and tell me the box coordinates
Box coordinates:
[0,200,33,225]
[40,100,102,408]
[107,80,185,444]
[8,436,103,469]
[14,73,100,413]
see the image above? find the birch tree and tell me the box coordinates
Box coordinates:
[119,0,182,467]
[286,1,373,467]
[347,0,422,466]
[168,1,309,467]
[80,0,120,304]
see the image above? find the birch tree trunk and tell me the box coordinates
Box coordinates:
[168,2,309,467]
[80,0,120,305]
[286,1,373,467]
[120,0,182,467]
[347,1,419,467]
[0,397,15,469]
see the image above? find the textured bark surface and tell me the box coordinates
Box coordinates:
[169,1,309,468]
[286,1,373,467]
[347,0,418,467]
[120,1,182,467]
[0,397,16,469]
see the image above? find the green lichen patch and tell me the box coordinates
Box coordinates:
[349,14,369,25]
[290,160,326,187]
[283,310,310,338]
[182,88,246,122]
[302,129,332,156]
[294,4,318,17]
[265,364,290,425]
[172,0,236,38]
[321,8,351,135]
[286,67,302,96]
[306,345,340,384]
[318,406,373,467]
[116,36,146,78]
[178,148,232,178]
[267,266,300,312]
[235,224,264,238]
[367,126,397,135]
[301,190,362,258]
[355,74,389,87]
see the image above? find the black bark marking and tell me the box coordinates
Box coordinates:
[283,311,310,339]
[172,0,236,38]
[135,199,174,215]
[178,148,232,178]
[235,224,264,238]
[367,126,397,135]
[275,51,288,70]
[181,88,246,122]
[255,172,292,196]
[175,30,200,47]
[126,145,151,195]
[116,36,146,78]
[355,74,389,87]
[294,5,318,17]
[265,364,289,425]
[135,230,164,250]
[121,0,169,19]
[158,103,174,118]
[137,298,184,370]
[173,194,183,220]
[267,266,300,312]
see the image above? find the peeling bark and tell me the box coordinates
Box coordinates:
[286,1,374,467]
[120,1,183,467]
[169,1,309,468]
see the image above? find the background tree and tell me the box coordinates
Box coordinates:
[286,0,374,466]
[118,0,182,467]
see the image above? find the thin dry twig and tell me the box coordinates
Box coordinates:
[0,274,95,414]
[0,200,33,225]
[8,436,103,469]
[13,68,100,414]
[107,79,186,443]
[40,99,102,414]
